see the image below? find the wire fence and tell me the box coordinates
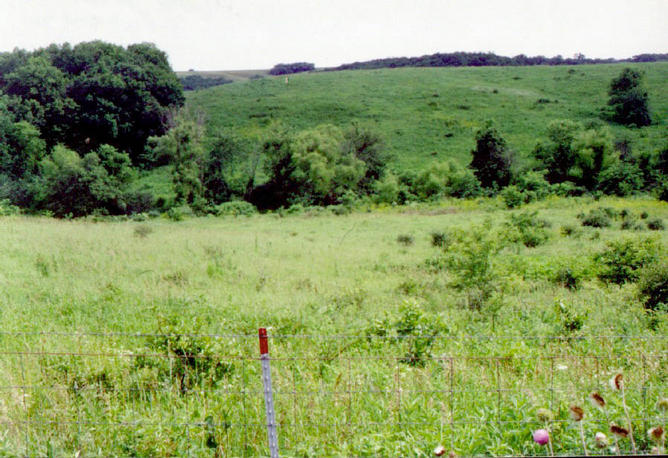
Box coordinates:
[0,330,666,457]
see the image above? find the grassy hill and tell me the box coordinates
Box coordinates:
[188,63,668,173]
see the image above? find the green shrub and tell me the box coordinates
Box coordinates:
[0,198,20,216]
[396,234,414,246]
[436,223,504,309]
[373,172,399,204]
[579,207,613,228]
[430,231,449,248]
[215,200,257,217]
[636,262,668,311]
[501,185,524,208]
[647,218,665,231]
[504,211,550,247]
[560,224,579,237]
[553,267,582,290]
[595,237,662,284]
[167,205,193,221]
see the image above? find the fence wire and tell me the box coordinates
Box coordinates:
[0,331,665,457]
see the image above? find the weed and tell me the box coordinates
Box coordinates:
[647,218,665,231]
[430,231,449,248]
[133,225,153,238]
[553,267,582,290]
[396,234,414,246]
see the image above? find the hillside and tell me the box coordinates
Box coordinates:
[188,63,668,172]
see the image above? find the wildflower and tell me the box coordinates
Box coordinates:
[609,373,623,391]
[657,398,668,412]
[569,405,584,421]
[533,429,550,445]
[434,445,446,456]
[589,392,606,410]
[648,426,665,443]
[610,423,629,438]
[594,432,608,448]
[536,408,553,422]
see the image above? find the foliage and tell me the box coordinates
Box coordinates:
[269,62,315,75]
[0,41,184,161]
[647,218,665,231]
[470,124,514,190]
[341,125,387,193]
[148,113,205,206]
[179,74,232,91]
[328,51,633,72]
[396,234,414,246]
[597,158,644,196]
[413,160,482,199]
[606,68,651,127]
[36,144,133,217]
[578,207,613,228]
[504,210,550,248]
[372,171,399,204]
[595,236,662,284]
[214,200,257,217]
[436,222,505,309]
[636,262,668,311]
[532,120,580,183]
[552,267,582,290]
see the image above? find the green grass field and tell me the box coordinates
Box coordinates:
[188,63,668,173]
[1,196,666,456]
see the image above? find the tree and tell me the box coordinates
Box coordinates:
[532,120,580,183]
[341,125,387,193]
[470,124,514,190]
[148,113,205,206]
[607,68,651,127]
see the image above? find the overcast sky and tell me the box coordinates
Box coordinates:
[1,0,666,71]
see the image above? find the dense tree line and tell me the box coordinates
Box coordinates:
[268,62,315,75]
[327,52,668,72]
[179,74,233,91]
[0,41,184,216]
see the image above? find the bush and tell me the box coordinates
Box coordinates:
[396,234,414,246]
[647,218,665,231]
[560,224,579,237]
[373,172,399,204]
[595,237,662,284]
[167,205,193,221]
[214,200,257,217]
[504,211,550,248]
[501,185,524,208]
[579,208,613,228]
[0,198,20,216]
[636,262,668,311]
[553,267,582,290]
[430,231,449,248]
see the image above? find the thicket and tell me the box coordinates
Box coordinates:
[327,52,668,72]
[179,74,233,91]
[268,62,315,75]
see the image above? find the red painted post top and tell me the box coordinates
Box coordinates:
[259,328,269,355]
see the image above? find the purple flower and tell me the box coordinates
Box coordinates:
[533,429,550,445]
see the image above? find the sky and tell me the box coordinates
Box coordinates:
[1,0,667,71]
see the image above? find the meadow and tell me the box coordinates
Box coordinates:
[0,196,666,456]
[188,63,668,173]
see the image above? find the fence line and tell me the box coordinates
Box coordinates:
[0,330,666,457]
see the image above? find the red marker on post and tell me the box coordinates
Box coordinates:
[259,328,279,458]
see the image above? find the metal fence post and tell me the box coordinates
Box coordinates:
[259,328,279,458]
